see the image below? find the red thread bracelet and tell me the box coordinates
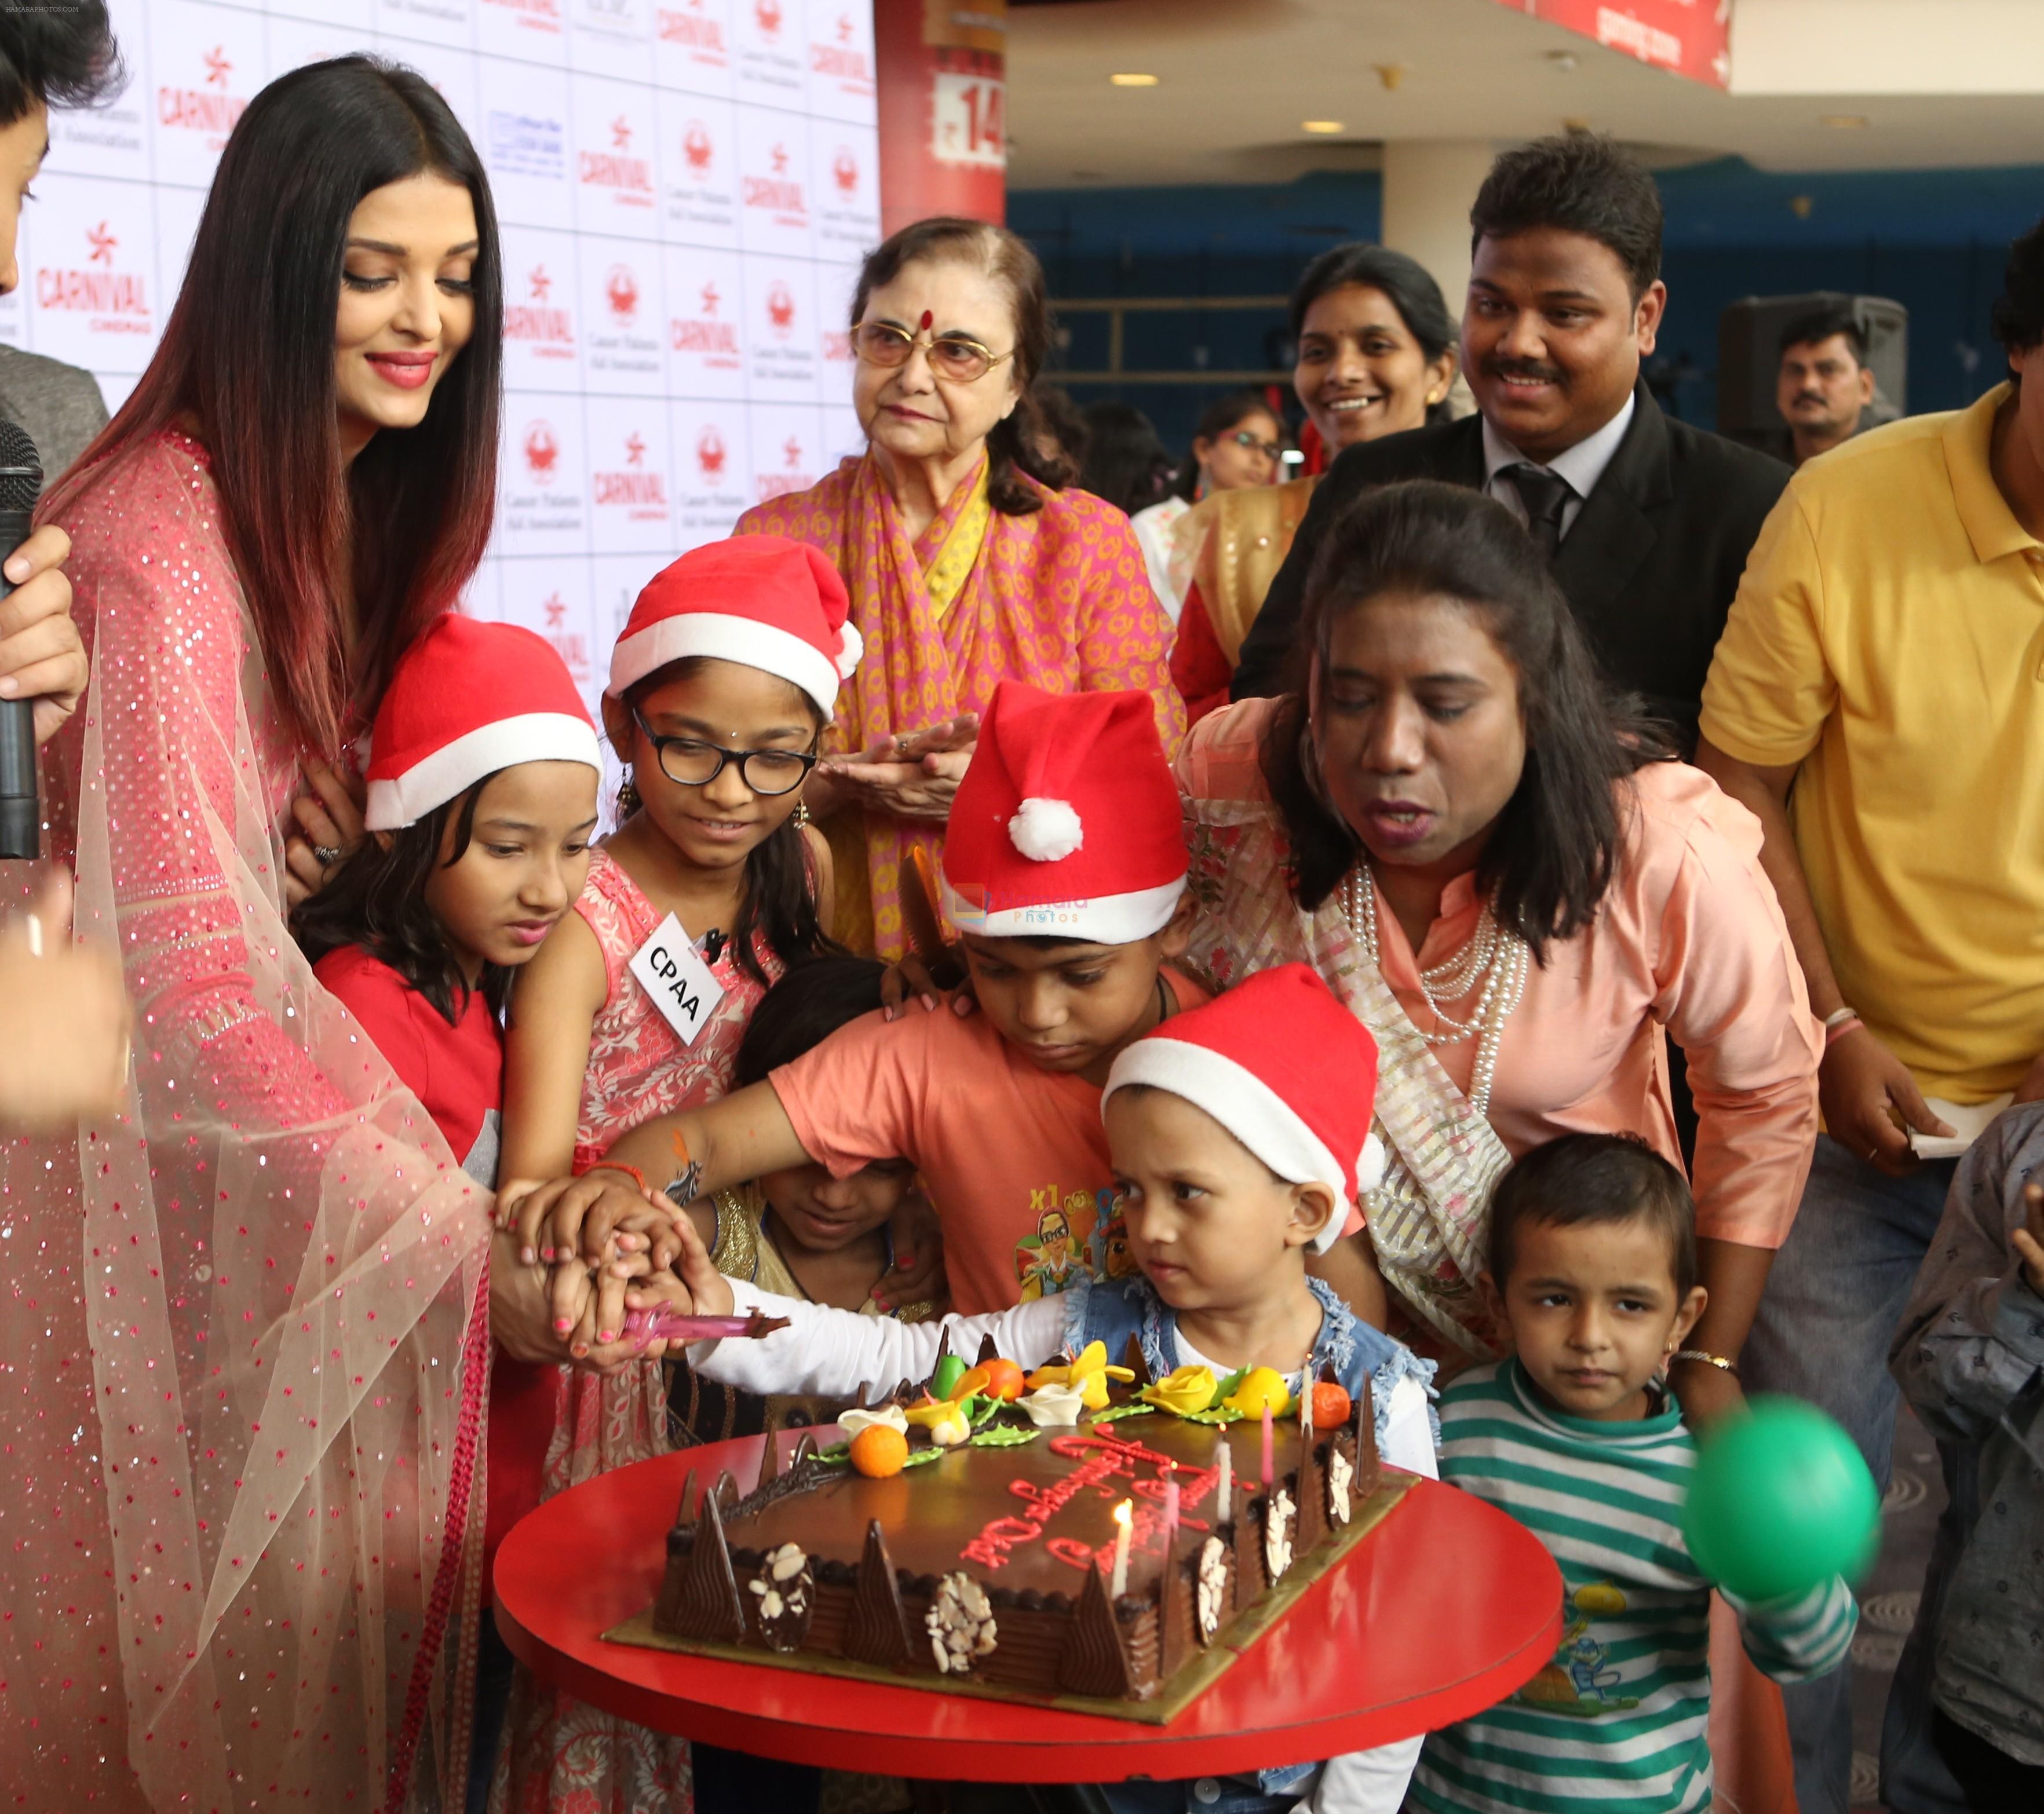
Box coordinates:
[578,1158,650,1196]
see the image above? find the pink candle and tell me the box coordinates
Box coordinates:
[1260,1401,1274,1488]
[1163,1462,1180,1542]
[1216,1437,1232,1520]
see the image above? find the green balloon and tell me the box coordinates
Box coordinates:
[931,1353,967,1399]
[1681,1396,1880,1601]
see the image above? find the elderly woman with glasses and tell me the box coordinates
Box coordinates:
[735,216,1182,958]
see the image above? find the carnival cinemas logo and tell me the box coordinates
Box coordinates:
[765,279,796,338]
[696,424,728,479]
[506,264,575,351]
[483,0,563,23]
[812,12,871,82]
[670,280,740,358]
[743,142,805,217]
[593,429,670,517]
[523,421,560,479]
[579,115,654,195]
[682,119,715,174]
[832,147,859,195]
[658,0,726,52]
[37,221,149,329]
[754,0,783,37]
[540,592,591,676]
[159,45,248,137]
[757,432,813,502]
[605,264,640,323]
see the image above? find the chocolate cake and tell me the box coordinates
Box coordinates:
[645,1350,1403,1705]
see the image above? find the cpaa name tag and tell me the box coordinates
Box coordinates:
[627,914,726,1047]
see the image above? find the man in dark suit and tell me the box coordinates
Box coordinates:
[1233,134,1789,756]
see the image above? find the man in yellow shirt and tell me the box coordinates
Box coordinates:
[1696,222,2044,1814]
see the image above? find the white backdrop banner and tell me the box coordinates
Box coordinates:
[20,0,879,717]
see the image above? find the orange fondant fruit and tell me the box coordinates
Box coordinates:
[849,1424,908,1479]
[980,1358,1025,1401]
[1310,1382,1352,1428]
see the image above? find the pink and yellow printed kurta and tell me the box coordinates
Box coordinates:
[736,452,1183,957]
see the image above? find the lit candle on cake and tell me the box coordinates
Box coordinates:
[1261,1401,1275,1488]
[1163,1461,1180,1542]
[1216,1437,1232,1520]
[1300,1366,1315,1439]
[1111,1498,1133,1598]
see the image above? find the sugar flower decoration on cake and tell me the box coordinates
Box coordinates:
[1017,1380,1089,1427]
[838,1403,910,1441]
[1140,1363,1220,1417]
[1026,1341,1134,1411]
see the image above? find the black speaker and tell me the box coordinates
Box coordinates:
[1717,291,1908,456]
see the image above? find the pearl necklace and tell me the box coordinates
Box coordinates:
[1341,867,1528,1115]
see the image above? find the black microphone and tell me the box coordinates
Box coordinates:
[0,421,42,860]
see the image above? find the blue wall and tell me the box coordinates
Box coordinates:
[1012,159,2043,451]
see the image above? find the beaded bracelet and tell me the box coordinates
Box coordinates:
[1670,1348,1739,1374]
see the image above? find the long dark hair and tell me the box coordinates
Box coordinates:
[1291,243,1457,429]
[43,56,503,755]
[622,658,840,987]
[1172,386,1279,501]
[292,778,507,1024]
[849,216,1075,514]
[1260,480,1671,959]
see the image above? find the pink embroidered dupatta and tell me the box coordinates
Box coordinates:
[737,453,1183,957]
[0,433,490,1812]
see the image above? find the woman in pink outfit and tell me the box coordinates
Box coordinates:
[1179,481,1820,1426]
[6,59,513,1812]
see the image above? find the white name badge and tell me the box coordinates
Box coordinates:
[627,914,727,1047]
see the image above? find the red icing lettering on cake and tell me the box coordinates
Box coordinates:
[960,1429,1218,1571]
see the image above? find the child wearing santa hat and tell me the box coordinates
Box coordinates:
[490,535,924,1814]
[502,678,1377,1322]
[291,612,605,1808]
[641,962,1440,1814]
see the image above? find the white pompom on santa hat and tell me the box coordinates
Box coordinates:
[1103,963,1386,1253]
[608,534,861,717]
[364,614,603,830]
[940,680,1187,944]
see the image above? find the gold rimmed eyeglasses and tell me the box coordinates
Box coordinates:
[852,319,1014,384]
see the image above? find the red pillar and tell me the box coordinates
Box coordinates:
[873,0,1008,237]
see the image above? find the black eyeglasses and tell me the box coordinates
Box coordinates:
[1227,428,1284,462]
[630,705,818,797]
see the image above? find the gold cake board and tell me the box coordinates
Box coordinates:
[603,1472,1415,1725]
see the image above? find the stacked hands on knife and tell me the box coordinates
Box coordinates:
[492,1167,814,1374]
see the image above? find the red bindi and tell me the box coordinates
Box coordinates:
[919,309,933,331]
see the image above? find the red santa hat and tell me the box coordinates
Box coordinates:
[940,680,1185,944]
[608,535,860,717]
[364,614,602,830]
[1102,964,1385,1254]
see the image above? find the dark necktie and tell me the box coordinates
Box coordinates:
[1503,463,1575,560]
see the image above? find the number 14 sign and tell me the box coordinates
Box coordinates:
[932,72,1004,167]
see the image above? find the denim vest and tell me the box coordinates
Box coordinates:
[1056,1272,1438,1800]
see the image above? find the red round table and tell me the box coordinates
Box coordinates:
[495,1436,1561,1782]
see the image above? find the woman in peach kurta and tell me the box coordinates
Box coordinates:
[736,218,1181,957]
[1177,483,1818,1422]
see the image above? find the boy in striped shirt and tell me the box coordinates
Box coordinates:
[1411,1136,1856,1814]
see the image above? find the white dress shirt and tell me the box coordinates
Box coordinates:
[1481,389,1636,542]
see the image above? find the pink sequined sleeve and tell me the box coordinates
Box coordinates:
[62,456,351,1125]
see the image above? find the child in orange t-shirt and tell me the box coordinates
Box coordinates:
[508,680,1368,1319]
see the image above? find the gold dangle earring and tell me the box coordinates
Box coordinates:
[617,769,641,817]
